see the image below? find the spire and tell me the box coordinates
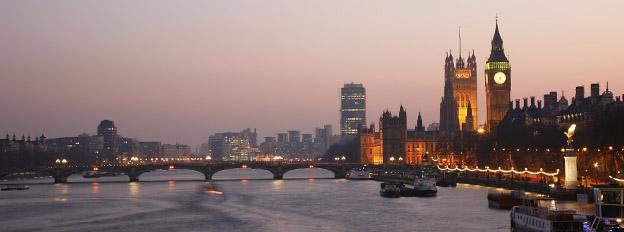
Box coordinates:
[466,101,473,117]
[458,26,462,59]
[488,15,508,62]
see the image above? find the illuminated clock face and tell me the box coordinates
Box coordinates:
[494,72,506,84]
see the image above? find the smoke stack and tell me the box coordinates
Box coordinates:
[575,86,585,101]
[515,99,521,110]
[530,96,536,108]
[591,83,600,97]
[538,100,542,109]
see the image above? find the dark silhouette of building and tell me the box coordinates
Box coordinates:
[485,19,512,132]
[380,106,407,164]
[97,120,118,159]
[340,83,366,137]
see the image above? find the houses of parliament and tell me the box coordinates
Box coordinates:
[359,20,514,165]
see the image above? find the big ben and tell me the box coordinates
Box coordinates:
[485,19,511,132]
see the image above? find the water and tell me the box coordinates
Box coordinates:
[0,169,590,232]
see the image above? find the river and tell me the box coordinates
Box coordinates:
[0,168,593,232]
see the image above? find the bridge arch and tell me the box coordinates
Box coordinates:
[210,167,274,180]
[282,167,335,179]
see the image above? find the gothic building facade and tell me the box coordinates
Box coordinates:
[485,20,512,132]
[359,107,440,165]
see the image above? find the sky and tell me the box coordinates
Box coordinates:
[1,1,623,148]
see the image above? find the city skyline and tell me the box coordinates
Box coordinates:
[1,1,623,146]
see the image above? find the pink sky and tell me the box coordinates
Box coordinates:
[1,1,623,147]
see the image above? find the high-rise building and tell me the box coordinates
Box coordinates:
[340,83,366,137]
[485,20,512,132]
[97,120,118,158]
[288,130,301,143]
[277,133,288,143]
[208,132,251,161]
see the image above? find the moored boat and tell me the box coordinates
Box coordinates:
[510,197,585,232]
[586,183,624,231]
[82,171,101,178]
[1,184,30,191]
[347,169,372,180]
[380,182,401,198]
[488,190,525,209]
[413,177,437,197]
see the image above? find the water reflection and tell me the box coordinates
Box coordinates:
[167,180,176,192]
[128,182,140,198]
[272,180,284,191]
[91,182,100,194]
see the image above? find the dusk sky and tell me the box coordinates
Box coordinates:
[1,1,623,147]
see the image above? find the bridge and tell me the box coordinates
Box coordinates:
[0,161,366,183]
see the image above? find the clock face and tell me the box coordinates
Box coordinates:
[494,72,506,84]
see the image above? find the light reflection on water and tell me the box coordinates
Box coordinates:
[128,182,139,198]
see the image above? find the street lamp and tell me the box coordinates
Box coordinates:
[341,156,346,161]
[205,155,212,160]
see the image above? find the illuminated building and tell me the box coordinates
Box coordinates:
[160,143,191,158]
[208,132,251,161]
[441,29,478,132]
[359,107,440,165]
[340,83,366,137]
[485,19,512,132]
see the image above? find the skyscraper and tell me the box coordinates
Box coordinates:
[97,120,118,159]
[340,83,366,137]
[485,19,512,132]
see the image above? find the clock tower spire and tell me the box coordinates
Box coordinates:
[485,17,511,132]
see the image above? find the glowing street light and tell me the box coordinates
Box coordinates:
[389,156,395,161]
[341,156,346,161]
[205,155,212,160]
[61,158,68,164]
[55,159,61,164]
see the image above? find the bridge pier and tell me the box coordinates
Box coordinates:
[129,176,140,182]
[273,174,283,180]
[204,172,213,181]
[54,176,68,184]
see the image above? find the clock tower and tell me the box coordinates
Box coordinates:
[485,19,511,132]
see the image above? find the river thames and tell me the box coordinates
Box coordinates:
[0,169,592,232]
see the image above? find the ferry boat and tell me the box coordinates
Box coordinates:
[586,183,624,231]
[347,169,372,180]
[488,190,525,209]
[379,182,401,198]
[510,197,584,232]
[413,177,437,197]
[1,184,30,191]
[82,171,101,178]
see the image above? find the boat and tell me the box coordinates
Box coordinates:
[379,182,401,198]
[586,183,624,231]
[436,176,457,187]
[1,184,30,191]
[413,177,437,197]
[510,197,585,232]
[82,171,101,178]
[99,172,118,177]
[347,168,372,180]
[488,190,525,209]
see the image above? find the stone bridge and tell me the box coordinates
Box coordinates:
[0,162,366,183]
